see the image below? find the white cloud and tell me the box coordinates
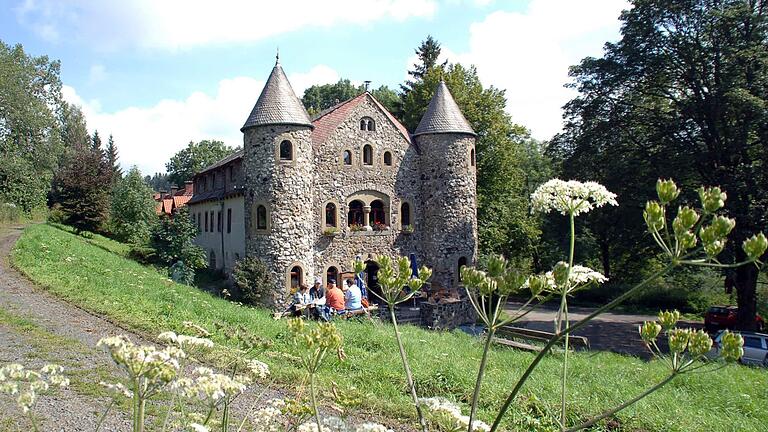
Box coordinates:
[16,0,437,50]
[451,0,628,140]
[62,65,339,176]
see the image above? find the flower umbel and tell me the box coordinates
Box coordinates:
[531,179,617,216]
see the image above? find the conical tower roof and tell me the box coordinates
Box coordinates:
[414,81,475,137]
[241,59,313,131]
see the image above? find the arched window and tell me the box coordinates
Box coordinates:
[290,266,303,289]
[325,203,337,227]
[343,150,352,165]
[363,145,373,166]
[401,202,411,227]
[256,205,267,230]
[209,250,217,268]
[279,140,293,161]
[458,257,468,282]
[327,266,339,286]
[360,117,375,131]
[348,200,364,227]
[371,199,385,225]
[383,151,392,166]
[470,148,476,167]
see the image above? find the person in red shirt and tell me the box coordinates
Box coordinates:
[325,279,345,312]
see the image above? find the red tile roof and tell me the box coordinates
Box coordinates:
[311,93,411,145]
[172,195,191,208]
[162,199,173,215]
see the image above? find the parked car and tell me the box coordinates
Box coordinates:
[711,330,768,367]
[704,305,764,333]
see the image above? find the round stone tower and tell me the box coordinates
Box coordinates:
[413,81,478,290]
[241,57,315,307]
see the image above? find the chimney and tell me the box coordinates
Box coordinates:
[170,185,179,196]
[184,180,194,195]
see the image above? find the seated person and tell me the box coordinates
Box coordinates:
[343,279,363,311]
[325,279,345,312]
[310,277,325,303]
[290,284,311,316]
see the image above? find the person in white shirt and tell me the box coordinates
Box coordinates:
[343,279,363,310]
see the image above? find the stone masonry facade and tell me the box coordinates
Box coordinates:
[189,60,478,307]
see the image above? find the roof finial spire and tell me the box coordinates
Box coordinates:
[275,47,280,65]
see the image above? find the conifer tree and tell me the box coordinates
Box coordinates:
[53,141,111,233]
[105,134,122,184]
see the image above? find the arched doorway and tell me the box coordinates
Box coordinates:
[326,266,339,287]
[364,258,381,303]
[289,266,303,290]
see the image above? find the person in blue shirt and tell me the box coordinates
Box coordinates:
[343,278,363,310]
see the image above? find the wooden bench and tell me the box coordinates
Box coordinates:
[495,325,590,350]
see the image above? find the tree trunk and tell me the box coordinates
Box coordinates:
[734,249,759,331]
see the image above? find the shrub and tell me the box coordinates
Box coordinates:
[232,256,273,306]
[0,203,21,224]
[110,167,157,245]
[47,204,66,224]
[150,207,205,271]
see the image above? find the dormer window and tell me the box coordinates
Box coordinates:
[279,140,293,161]
[360,117,375,131]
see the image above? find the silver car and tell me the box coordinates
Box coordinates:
[712,330,768,366]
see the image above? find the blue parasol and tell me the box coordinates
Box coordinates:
[409,253,419,278]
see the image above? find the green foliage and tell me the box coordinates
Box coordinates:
[401,57,547,263]
[105,134,122,185]
[0,41,64,214]
[165,140,236,187]
[553,0,768,328]
[149,207,204,270]
[144,172,171,192]
[11,223,768,432]
[52,141,112,234]
[0,203,22,224]
[301,79,399,117]
[110,166,157,245]
[231,256,273,306]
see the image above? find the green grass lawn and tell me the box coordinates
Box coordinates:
[10,223,768,431]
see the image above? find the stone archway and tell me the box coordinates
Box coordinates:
[364,258,382,303]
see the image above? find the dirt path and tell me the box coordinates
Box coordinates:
[0,226,285,431]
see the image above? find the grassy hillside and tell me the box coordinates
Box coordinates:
[10,223,768,431]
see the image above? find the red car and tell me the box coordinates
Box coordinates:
[704,305,765,333]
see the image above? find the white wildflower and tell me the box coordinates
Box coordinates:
[98,335,183,391]
[246,359,270,379]
[175,367,248,408]
[157,331,178,343]
[17,390,35,413]
[297,416,348,432]
[524,264,607,294]
[418,397,490,432]
[100,381,134,398]
[531,179,618,216]
[189,423,209,432]
[250,406,285,432]
[354,423,394,432]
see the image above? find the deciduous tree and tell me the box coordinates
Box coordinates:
[111,166,156,244]
[165,140,236,188]
[554,0,768,329]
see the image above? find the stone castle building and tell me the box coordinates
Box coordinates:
[188,58,478,303]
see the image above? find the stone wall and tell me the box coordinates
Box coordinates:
[311,96,423,281]
[420,298,478,330]
[415,133,478,289]
[243,125,316,307]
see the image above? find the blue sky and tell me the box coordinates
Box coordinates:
[1,0,628,175]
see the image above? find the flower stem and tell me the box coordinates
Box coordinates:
[563,373,677,431]
[489,263,676,432]
[390,304,428,432]
[559,209,576,430]
[28,412,39,432]
[136,398,146,432]
[468,326,496,432]
[310,372,322,432]
[96,398,116,432]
